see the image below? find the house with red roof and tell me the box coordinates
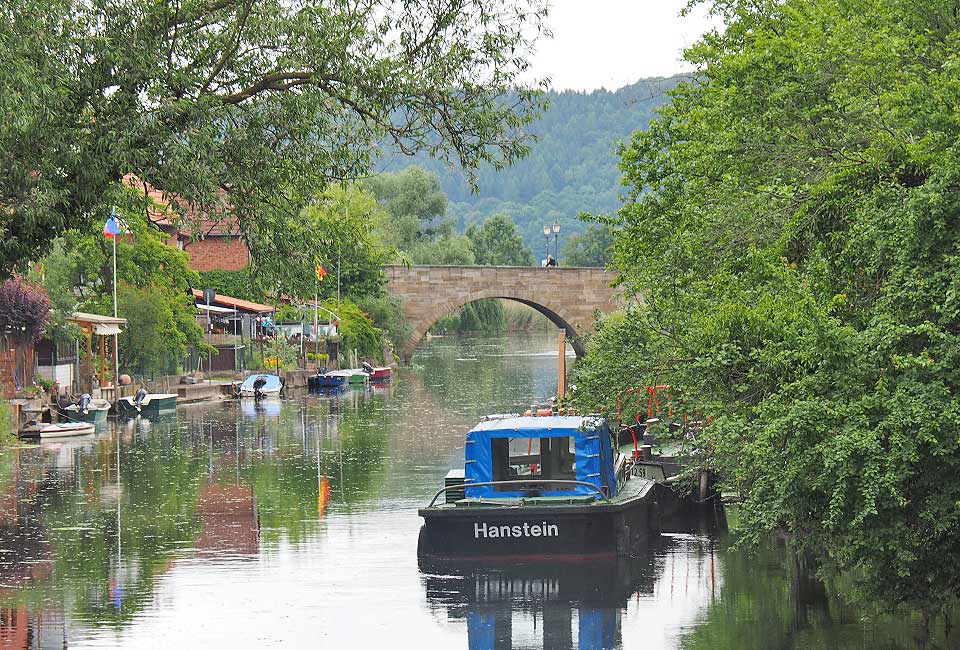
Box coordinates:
[190,289,276,373]
[125,175,251,272]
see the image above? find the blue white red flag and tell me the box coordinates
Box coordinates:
[103,214,122,239]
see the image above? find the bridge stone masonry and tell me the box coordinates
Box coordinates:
[384,265,623,361]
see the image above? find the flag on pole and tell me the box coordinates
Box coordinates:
[103,214,122,239]
[316,264,327,281]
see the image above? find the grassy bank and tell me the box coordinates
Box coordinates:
[0,400,17,444]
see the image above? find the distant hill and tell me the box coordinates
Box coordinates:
[379,76,684,255]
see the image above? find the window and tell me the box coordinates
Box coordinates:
[491,436,576,491]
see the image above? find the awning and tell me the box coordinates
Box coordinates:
[197,304,237,314]
[94,324,123,336]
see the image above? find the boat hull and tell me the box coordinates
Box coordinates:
[368,367,391,382]
[21,422,97,438]
[60,404,110,423]
[311,373,349,389]
[417,482,661,562]
[115,394,178,415]
[238,388,282,397]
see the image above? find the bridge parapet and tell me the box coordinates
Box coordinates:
[384,265,622,360]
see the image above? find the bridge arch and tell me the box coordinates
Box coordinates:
[385,265,622,361]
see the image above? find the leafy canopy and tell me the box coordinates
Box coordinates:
[0,0,548,275]
[561,222,614,267]
[576,0,960,613]
[465,214,535,266]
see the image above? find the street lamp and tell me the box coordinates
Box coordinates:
[552,221,561,263]
[542,224,551,264]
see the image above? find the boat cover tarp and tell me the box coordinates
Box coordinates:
[464,416,617,499]
[239,374,282,393]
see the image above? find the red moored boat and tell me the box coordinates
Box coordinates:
[361,362,392,382]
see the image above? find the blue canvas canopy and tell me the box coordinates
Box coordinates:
[463,416,618,499]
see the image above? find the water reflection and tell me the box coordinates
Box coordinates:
[0,332,950,649]
[420,509,726,650]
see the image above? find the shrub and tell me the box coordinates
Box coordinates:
[0,277,51,343]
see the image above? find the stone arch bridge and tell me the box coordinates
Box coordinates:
[385,265,623,361]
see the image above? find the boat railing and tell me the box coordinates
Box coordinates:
[426,480,609,508]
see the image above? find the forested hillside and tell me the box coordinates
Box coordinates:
[381,76,682,254]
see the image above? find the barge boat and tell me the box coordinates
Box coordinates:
[417,415,664,562]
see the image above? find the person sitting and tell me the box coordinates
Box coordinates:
[545,255,557,267]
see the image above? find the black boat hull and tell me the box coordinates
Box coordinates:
[417,484,662,562]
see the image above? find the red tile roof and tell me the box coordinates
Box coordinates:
[192,289,275,314]
[124,174,243,238]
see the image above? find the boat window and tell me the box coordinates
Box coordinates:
[491,436,577,491]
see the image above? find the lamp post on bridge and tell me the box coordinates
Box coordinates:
[552,221,561,264]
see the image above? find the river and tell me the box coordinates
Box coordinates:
[0,332,942,649]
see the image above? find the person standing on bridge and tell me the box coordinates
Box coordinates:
[545,255,557,267]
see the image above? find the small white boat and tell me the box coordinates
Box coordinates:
[21,422,97,439]
[238,373,283,397]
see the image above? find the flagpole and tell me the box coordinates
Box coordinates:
[112,234,118,318]
[111,208,119,401]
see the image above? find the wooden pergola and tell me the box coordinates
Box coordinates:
[66,312,127,398]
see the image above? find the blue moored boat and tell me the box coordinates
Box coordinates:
[417,415,665,562]
[308,370,351,389]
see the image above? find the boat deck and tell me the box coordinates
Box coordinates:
[420,477,656,517]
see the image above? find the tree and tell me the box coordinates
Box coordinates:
[575,0,960,617]
[465,214,535,266]
[117,284,200,377]
[561,222,613,267]
[0,0,548,275]
[40,208,205,377]
[259,183,391,301]
[366,167,449,235]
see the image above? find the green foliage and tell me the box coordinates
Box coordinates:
[561,222,614,267]
[196,269,264,302]
[119,283,203,377]
[262,336,299,370]
[274,303,301,323]
[0,400,14,438]
[575,0,960,614]
[370,166,474,266]
[260,183,390,300]
[433,299,506,334]
[366,167,448,231]
[34,241,81,343]
[465,214,535,266]
[407,234,476,266]
[0,0,548,276]
[325,298,383,363]
[353,293,409,354]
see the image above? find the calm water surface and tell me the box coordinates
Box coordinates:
[0,333,941,649]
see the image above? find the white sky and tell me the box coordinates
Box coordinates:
[530,0,723,91]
